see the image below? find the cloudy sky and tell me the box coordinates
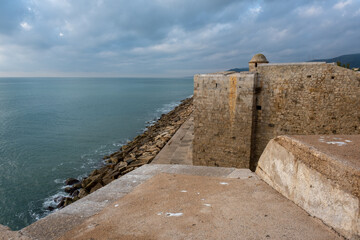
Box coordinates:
[0,0,359,77]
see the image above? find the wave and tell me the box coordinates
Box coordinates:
[34,97,190,224]
[144,97,191,129]
[35,138,130,222]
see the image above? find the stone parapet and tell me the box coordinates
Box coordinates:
[256,135,360,239]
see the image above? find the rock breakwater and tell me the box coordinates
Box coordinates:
[55,97,193,208]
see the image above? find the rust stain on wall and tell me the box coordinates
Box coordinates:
[228,76,237,126]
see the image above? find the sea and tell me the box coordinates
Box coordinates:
[0,77,193,230]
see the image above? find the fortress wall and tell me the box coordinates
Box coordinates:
[193,63,360,170]
[193,72,256,168]
[252,63,360,169]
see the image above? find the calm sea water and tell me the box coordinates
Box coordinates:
[0,77,193,230]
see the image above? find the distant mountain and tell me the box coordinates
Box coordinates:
[310,53,360,68]
[227,67,249,72]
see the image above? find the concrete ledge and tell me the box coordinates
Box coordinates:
[0,224,32,240]
[256,135,360,239]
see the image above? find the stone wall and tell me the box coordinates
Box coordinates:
[193,63,360,169]
[252,63,360,169]
[193,72,256,168]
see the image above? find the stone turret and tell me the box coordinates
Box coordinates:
[249,53,269,72]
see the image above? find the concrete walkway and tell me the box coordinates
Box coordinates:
[58,171,341,240]
[152,115,194,165]
[13,164,342,240]
[15,164,256,240]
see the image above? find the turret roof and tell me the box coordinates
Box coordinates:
[249,53,269,63]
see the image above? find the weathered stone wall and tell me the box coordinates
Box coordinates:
[252,63,360,168]
[193,72,256,168]
[193,63,360,169]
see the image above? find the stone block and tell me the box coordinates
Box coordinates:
[256,135,360,239]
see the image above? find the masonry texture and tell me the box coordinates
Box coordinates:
[193,59,360,169]
[193,72,256,168]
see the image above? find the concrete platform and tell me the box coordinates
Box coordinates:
[58,173,341,240]
[16,164,257,240]
[152,115,194,165]
[256,135,359,239]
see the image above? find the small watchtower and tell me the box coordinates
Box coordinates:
[249,53,269,72]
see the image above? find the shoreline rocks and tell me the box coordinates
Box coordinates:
[56,97,193,209]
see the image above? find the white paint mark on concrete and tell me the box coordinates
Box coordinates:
[180,190,187,193]
[220,182,229,185]
[166,212,183,217]
[345,140,352,143]
[114,204,119,207]
[203,204,211,207]
[87,223,97,229]
[326,141,347,146]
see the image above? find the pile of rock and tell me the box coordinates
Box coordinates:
[56,97,193,208]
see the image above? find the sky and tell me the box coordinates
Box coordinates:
[0,0,359,77]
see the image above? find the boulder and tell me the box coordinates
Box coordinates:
[84,178,100,192]
[65,178,79,186]
[121,167,134,175]
[47,206,55,211]
[71,189,79,197]
[78,189,89,199]
[81,174,102,188]
[64,187,76,194]
[109,156,119,164]
[147,146,160,154]
[81,178,90,188]
[128,161,145,168]
[57,199,65,208]
[89,169,99,177]
[54,196,64,203]
[103,169,120,180]
[102,177,113,186]
[73,182,82,189]
[90,183,103,193]
[125,157,135,165]
[63,197,73,207]
[137,154,154,163]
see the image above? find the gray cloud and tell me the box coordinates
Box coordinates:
[0,0,359,76]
